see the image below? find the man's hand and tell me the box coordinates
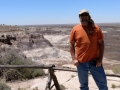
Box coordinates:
[73,59,79,66]
[96,60,102,67]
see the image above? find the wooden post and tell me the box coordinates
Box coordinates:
[45,73,52,90]
[49,65,61,90]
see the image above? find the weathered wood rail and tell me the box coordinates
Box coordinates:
[0,64,120,90]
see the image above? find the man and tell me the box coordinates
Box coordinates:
[69,9,108,90]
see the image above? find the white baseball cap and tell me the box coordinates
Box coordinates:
[79,9,89,15]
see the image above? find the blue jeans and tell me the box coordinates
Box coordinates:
[77,60,108,90]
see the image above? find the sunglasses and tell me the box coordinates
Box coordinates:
[79,13,89,17]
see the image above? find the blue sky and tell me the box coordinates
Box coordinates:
[0,0,120,25]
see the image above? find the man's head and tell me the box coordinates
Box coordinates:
[79,9,91,26]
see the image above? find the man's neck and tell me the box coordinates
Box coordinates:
[81,24,89,27]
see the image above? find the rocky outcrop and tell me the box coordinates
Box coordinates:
[17,33,53,50]
[0,32,53,50]
[0,34,16,45]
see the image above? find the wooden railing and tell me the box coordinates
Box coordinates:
[0,64,120,90]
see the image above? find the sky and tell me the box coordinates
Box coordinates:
[0,0,120,25]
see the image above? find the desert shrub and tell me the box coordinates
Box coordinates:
[111,84,116,88]
[71,74,75,78]
[0,48,45,81]
[60,84,66,90]
[54,84,66,90]
[113,66,120,74]
[17,87,26,90]
[0,82,11,90]
[31,69,45,77]
[17,68,45,79]
[5,69,22,81]
[32,87,38,90]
